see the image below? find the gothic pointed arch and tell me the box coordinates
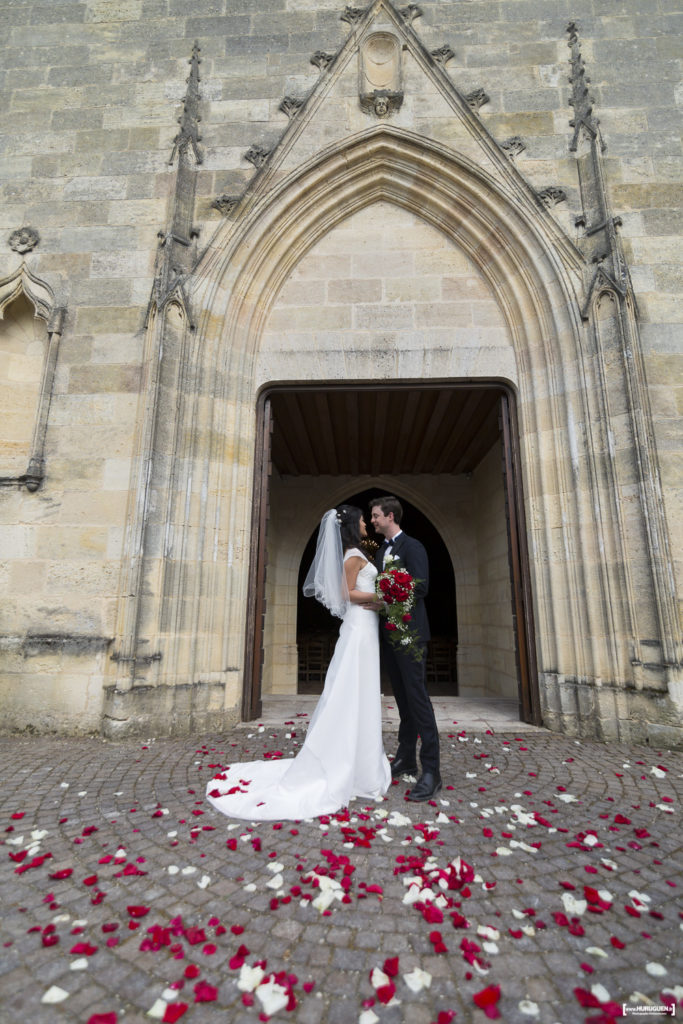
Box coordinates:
[0,263,65,490]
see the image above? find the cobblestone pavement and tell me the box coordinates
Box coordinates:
[1,710,682,1024]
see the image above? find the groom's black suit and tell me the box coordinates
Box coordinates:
[375,532,440,775]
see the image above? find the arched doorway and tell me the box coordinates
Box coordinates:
[296,490,458,695]
[247,380,537,723]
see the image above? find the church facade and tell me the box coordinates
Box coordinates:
[1,0,681,746]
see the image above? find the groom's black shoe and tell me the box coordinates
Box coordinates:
[390,754,418,778]
[406,771,442,801]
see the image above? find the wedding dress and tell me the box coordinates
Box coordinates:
[206,549,391,821]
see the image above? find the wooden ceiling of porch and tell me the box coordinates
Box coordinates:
[269,385,503,476]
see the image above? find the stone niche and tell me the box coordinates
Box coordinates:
[359,32,403,117]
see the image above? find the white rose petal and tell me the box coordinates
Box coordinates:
[483,941,499,955]
[495,847,513,856]
[370,967,391,990]
[167,865,179,875]
[561,893,587,916]
[518,1000,539,1016]
[584,834,599,847]
[557,793,578,802]
[197,875,211,889]
[268,862,284,873]
[266,873,283,889]
[628,890,651,905]
[521,925,536,936]
[403,968,432,993]
[585,947,608,958]
[650,766,667,778]
[477,926,500,941]
[161,988,178,1001]
[237,964,265,992]
[646,962,667,977]
[69,958,89,971]
[591,983,611,1002]
[181,865,197,875]
[256,979,289,1015]
[31,829,49,841]
[42,986,70,1004]
[147,998,167,1018]
[359,1011,380,1024]
[243,883,257,892]
[656,804,674,813]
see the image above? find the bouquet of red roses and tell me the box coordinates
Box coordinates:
[375,556,424,662]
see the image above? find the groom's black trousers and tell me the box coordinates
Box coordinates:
[382,640,440,774]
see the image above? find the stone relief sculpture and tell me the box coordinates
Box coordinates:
[359,32,403,117]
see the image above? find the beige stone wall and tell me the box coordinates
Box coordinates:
[259,200,514,386]
[471,440,517,700]
[0,0,680,738]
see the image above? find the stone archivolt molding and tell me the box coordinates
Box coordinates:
[0,262,65,491]
[160,131,590,703]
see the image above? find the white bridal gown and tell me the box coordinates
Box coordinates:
[206,550,391,821]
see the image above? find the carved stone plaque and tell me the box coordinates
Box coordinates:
[359,32,403,117]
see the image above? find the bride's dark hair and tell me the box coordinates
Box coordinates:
[336,504,363,552]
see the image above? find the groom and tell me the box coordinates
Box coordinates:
[370,496,441,801]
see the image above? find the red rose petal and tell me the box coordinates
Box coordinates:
[193,980,218,1003]
[127,906,150,918]
[87,1015,117,1024]
[473,984,501,1019]
[162,1004,188,1023]
[70,942,98,956]
[383,957,399,977]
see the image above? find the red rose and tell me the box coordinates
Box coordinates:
[385,622,398,632]
[402,614,412,622]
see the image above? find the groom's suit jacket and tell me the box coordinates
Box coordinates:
[375,532,430,647]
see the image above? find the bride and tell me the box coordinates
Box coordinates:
[206,505,391,821]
